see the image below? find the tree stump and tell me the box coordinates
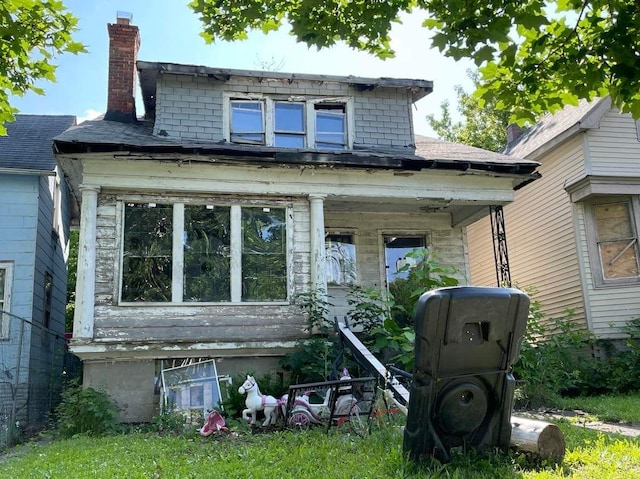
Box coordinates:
[510,415,566,463]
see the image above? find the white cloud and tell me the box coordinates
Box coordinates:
[77,109,101,124]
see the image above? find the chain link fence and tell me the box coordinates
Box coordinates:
[0,310,81,451]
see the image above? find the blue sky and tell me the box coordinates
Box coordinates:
[11,0,475,136]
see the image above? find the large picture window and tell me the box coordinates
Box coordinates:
[586,196,640,287]
[183,205,231,302]
[122,203,173,302]
[121,202,287,303]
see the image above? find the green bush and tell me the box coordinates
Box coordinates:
[511,289,594,408]
[576,317,640,395]
[54,382,119,438]
[513,292,640,405]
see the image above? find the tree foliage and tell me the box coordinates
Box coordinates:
[189,0,640,121]
[427,70,511,152]
[0,0,85,134]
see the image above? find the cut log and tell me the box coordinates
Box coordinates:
[510,415,565,463]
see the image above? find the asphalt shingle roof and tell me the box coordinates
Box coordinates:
[0,115,76,171]
[503,98,610,159]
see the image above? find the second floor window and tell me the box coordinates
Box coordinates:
[227,96,351,150]
[230,101,264,144]
[274,102,305,147]
[315,104,346,150]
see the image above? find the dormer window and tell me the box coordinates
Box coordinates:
[274,102,305,147]
[225,94,352,150]
[315,104,346,150]
[230,101,264,144]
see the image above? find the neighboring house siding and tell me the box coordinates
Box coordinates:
[91,193,309,344]
[27,175,67,423]
[468,136,587,327]
[573,112,640,337]
[587,109,640,176]
[152,74,414,148]
[0,174,38,421]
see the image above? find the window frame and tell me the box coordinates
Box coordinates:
[118,199,291,305]
[584,195,640,288]
[224,93,354,150]
[229,100,266,145]
[0,261,13,340]
[325,232,358,287]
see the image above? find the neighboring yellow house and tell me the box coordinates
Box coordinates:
[468,97,640,340]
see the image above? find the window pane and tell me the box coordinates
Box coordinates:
[230,133,264,144]
[316,107,346,148]
[316,109,345,133]
[599,240,639,278]
[231,101,265,144]
[385,236,426,283]
[0,269,4,301]
[275,102,304,132]
[595,201,639,279]
[242,207,287,301]
[231,102,263,132]
[274,134,305,148]
[184,205,231,302]
[122,203,173,302]
[595,202,634,240]
[326,234,356,285]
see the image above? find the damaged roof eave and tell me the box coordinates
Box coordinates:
[53,140,541,179]
[136,61,434,115]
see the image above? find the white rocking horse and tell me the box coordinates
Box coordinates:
[238,375,283,427]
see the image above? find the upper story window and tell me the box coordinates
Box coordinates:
[315,104,346,150]
[0,261,13,339]
[226,94,352,150]
[274,102,305,147]
[230,101,264,144]
[585,196,640,287]
[121,202,288,304]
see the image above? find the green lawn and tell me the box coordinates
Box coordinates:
[1,393,639,478]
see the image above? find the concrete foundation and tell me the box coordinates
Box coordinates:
[83,356,285,423]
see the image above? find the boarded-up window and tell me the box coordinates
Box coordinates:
[594,201,639,279]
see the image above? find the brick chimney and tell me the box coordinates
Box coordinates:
[105,12,140,122]
[506,123,524,144]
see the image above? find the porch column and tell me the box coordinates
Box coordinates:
[73,184,100,340]
[309,194,328,297]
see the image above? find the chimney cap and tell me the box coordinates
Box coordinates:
[116,11,133,25]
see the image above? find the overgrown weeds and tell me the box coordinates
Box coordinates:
[54,381,119,438]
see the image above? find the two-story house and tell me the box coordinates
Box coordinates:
[0,114,75,437]
[54,15,539,422]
